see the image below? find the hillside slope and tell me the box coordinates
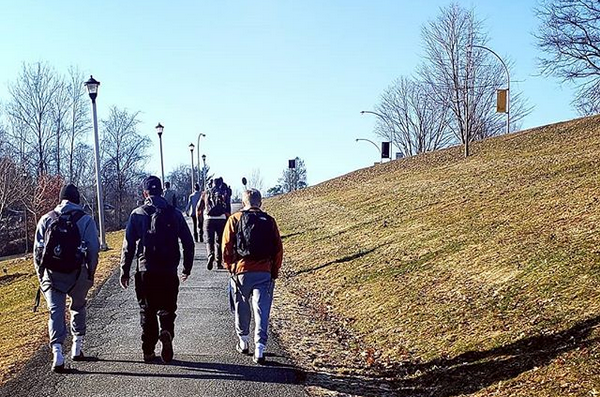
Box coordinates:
[266,116,600,396]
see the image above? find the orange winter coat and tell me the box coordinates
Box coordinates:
[222,208,283,279]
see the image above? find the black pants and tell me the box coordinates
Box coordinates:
[191,214,198,242]
[204,218,227,264]
[135,271,179,354]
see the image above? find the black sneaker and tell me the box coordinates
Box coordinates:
[207,256,214,270]
[72,351,85,361]
[159,331,173,363]
[143,352,156,363]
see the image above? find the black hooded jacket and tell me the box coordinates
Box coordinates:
[120,195,194,277]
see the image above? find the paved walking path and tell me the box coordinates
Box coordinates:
[1,213,305,397]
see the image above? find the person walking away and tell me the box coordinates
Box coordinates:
[120,176,195,363]
[185,184,202,242]
[195,189,205,246]
[33,184,100,372]
[204,177,231,270]
[163,181,177,208]
[222,189,283,364]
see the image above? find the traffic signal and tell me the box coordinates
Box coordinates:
[289,159,296,169]
[381,142,390,159]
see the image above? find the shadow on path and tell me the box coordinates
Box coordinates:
[296,315,600,397]
[292,246,381,276]
[2,315,597,397]
[64,353,301,385]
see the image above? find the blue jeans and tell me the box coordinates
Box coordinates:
[231,272,274,346]
[42,268,93,345]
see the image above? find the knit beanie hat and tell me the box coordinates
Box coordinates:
[59,184,81,204]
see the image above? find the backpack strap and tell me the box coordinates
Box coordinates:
[47,210,59,222]
[67,209,86,224]
[142,204,156,216]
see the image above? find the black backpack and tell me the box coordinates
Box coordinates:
[142,205,180,268]
[236,210,277,260]
[41,210,86,273]
[206,186,229,216]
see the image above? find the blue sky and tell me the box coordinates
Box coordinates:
[0,1,577,192]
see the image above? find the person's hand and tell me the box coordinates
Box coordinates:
[120,274,130,289]
[180,273,189,282]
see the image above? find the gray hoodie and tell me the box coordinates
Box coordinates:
[34,200,100,293]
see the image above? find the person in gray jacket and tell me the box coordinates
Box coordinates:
[120,176,195,363]
[34,184,100,372]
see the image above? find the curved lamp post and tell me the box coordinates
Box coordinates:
[472,44,510,134]
[355,138,381,162]
[188,143,195,191]
[156,123,165,184]
[84,75,107,250]
[360,110,399,158]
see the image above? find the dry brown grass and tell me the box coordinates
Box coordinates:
[0,230,124,385]
[267,116,600,396]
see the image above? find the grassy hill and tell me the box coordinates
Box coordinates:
[266,115,600,396]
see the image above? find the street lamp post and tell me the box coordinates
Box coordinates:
[84,75,107,250]
[189,143,195,191]
[472,45,510,134]
[196,133,206,189]
[355,138,382,163]
[156,123,165,184]
[201,154,207,191]
[360,110,399,159]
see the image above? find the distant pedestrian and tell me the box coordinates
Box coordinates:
[222,189,283,364]
[185,183,202,242]
[163,181,177,208]
[203,177,231,270]
[33,183,100,372]
[119,176,194,363]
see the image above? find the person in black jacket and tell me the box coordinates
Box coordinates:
[119,176,194,363]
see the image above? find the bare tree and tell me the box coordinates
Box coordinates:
[418,3,530,156]
[100,106,151,227]
[6,62,62,175]
[536,0,600,115]
[0,157,33,224]
[374,76,453,156]
[278,157,307,193]
[247,168,264,193]
[168,164,193,209]
[70,142,95,189]
[0,110,8,157]
[64,67,91,183]
[50,78,70,176]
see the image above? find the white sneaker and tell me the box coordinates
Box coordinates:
[51,343,64,372]
[236,336,249,354]
[253,343,266,364]
[71,335,84,361]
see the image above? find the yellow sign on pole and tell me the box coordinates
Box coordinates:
[497,89,507,113]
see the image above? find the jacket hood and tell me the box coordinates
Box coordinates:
[145,195,168,209]
[55,200,84,215]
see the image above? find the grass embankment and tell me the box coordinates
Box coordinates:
[0,230,124,385]
[266,115,600,396]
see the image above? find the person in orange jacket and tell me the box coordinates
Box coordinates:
[222,188,283,364]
